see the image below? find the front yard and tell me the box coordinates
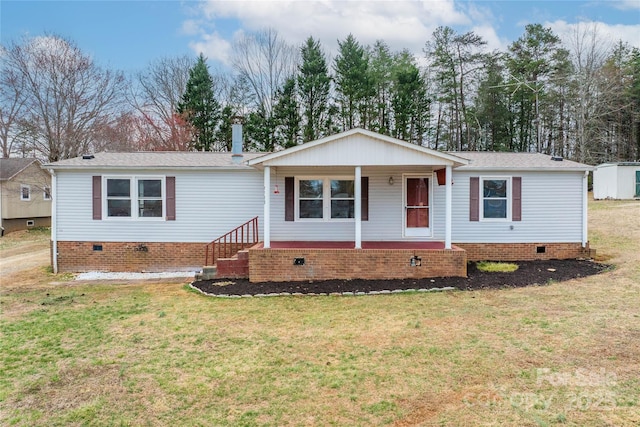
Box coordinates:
[0,200,638,426]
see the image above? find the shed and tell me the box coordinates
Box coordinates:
[593,162,640,200]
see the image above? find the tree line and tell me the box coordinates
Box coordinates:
[1,24,638,164]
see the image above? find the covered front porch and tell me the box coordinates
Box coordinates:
[244,128,470,282]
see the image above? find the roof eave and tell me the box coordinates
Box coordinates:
[459,166,593,172]
[43,164,256,172]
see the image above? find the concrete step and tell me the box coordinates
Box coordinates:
[195,265,217,281]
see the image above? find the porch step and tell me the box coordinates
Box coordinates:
[195,250,250,281]
[216,250,250,279]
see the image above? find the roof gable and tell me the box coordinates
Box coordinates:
[0,158,38,181]
[249,128,468,168]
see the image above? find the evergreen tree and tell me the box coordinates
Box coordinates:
[298,36,331,142]
[334,34,372,130]
[273,77,300,149]
[369,40,394,135]
[215,105,234,151]
[177,53,220,151]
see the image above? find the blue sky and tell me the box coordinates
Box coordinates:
[2,1,639,73]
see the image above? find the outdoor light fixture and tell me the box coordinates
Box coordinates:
[388,176,394,186]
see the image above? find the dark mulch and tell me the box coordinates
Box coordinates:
[191,259,611,296]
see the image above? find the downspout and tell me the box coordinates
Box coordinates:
[582,170,588,248]
[48,169,58,273]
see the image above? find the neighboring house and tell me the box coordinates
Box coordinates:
[593,162,640,200]
[43,127,593,281]
[0,158,52,235]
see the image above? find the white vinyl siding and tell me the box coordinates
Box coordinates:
[55,170,264,243]
[452,171,584,243]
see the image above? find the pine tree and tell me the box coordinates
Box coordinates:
[334,34,372,130]
[177,53,220,151]
[273,77,300,149]
[298,36,331,142]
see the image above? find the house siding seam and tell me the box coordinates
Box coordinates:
[55,170,264,243]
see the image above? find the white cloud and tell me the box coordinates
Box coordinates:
[190,0,486,65]
[188,32,234,67]
[612,0,640,10]
[548,19,640,50]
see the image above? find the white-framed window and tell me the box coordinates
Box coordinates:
[43,187,52,201]
[296,176,355,221]
[20,185,31,201]
[480,177,511,220]
[104,176,165,219]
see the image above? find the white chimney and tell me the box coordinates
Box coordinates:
[231,116,243,164]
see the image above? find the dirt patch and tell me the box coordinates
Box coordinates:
[192,259,610,296]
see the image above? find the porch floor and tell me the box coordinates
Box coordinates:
[263,241,446,250]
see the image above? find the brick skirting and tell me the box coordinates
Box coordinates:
[455,242,592,261]
[55,241,205,273]
[248,246,467,283]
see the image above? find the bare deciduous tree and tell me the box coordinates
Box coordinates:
[231,28,299,115]
[0,48,28,158]
[2,35,126,161]
[129,55,195,151]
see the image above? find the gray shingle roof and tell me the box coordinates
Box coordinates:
[41,150,592,172]
[450,152,592,171]
[43,152,267,170]
[0,158,38,181]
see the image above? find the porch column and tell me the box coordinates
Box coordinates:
[263,166,271,248]
[582,170,588,247]
[445,164,452,249]
[354,166,362,249]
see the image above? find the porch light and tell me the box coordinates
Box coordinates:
[388,176,394,186]
[273,184,280,194]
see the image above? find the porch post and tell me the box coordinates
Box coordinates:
[264,166,271,248]
[354,166,362,249]
[445,164,452,249]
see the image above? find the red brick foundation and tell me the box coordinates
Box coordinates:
[248,246,467,283]
[455,242,591,261]
[55,241,205,272]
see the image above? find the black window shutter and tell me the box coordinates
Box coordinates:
[512,177,522,221]
[470,177,479,221]
[166,176,176,220]
[285,177,294,221]
[361,177,369,221]
[92,176,102,220]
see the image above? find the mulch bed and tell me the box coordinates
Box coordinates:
[191,259,611,296]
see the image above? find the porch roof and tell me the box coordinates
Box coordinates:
[248,128,468,169]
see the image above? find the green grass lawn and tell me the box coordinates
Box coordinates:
[1,200,639,426]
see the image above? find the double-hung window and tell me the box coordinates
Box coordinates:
[481,177,510,220]
[297,177,355,220]
[20,185,30,201]
[105,176,164,219]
